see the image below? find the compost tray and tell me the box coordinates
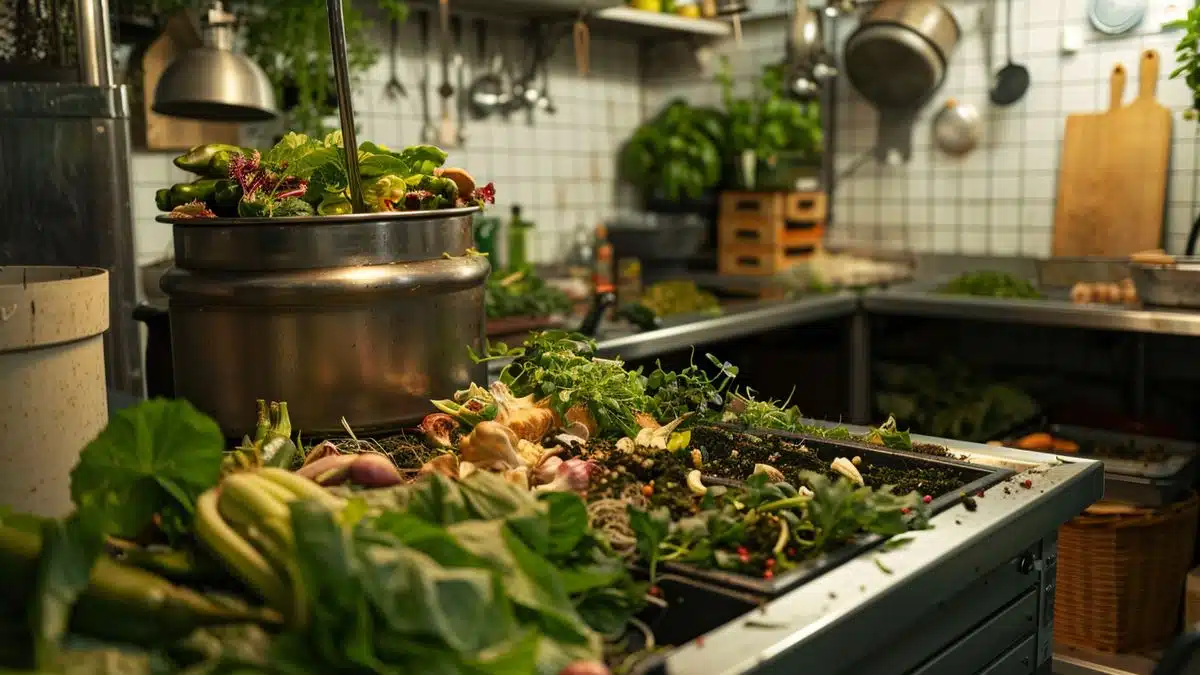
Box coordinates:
[613,574,761,675]
[661,425,1013,597]
[1000,423,1197,507]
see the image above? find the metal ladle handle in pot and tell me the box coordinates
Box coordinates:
[326,0,365,213]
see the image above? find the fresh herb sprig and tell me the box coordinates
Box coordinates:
[628,472,930,583]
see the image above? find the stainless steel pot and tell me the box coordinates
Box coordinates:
[159,207,489,436]
[843,0,960,163]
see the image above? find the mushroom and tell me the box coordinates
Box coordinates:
[418,413,458,449]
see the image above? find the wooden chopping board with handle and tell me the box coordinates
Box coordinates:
[1053,50,1171,256]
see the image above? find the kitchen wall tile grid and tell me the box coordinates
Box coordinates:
[649,0,1200,258]
[127,14,643,271]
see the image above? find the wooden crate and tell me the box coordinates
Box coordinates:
[718,242,821,276]
[718,191,826,276]
[719,191,827,223]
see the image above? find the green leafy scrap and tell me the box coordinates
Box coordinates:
[68,399,225,541]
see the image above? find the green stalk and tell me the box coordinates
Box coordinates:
[772,519,790,555]
[194,490,289,612]
[256,468,346,512]
[252,476,297,506]
[217,476,293,553]
[756,495,811,514]
[252,400,270,445]
[0,522,281,646]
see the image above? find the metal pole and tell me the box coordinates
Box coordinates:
[326,0,365,213]
[848,308,871,424]
[75,0,114,86]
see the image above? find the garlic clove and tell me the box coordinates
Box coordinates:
[831,457,865,486]
[752,463,785,482]
[686,469,707,496]
[798,485,814,497]
[616,437,636,454]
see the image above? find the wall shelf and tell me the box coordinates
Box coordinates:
[592,7,731,37]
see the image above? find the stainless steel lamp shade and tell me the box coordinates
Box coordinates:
[152,1,279,122]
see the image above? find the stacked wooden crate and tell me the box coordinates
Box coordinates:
[717,191,827,276]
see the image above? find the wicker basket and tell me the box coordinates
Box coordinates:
[1055,493,1200,652]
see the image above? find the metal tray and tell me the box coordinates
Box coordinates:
[655,425,1013,598]
[1000,424,1197,507]
[1129,260,1200,310]
[621,574,761,675]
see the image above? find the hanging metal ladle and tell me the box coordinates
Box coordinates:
[326,0,364,211]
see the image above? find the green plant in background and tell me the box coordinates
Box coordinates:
[1168,7,1200,119]
[717,57,823,168]
[618,99,727,202]
[154,0,407,137]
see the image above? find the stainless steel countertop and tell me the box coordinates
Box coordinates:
[487,292,860,373]
[863,280,1200,337]
[659,424,1105,674]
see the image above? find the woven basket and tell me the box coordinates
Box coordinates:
[1055,493,1200,652]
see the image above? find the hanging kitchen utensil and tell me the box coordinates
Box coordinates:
[932,98,981,155]
[843,0,960,164]
[536,53,556,115]
[466,21,507,119]
[786,0,822,101]
[573,15,590,76]
[980,0,996,79]
[384,18,405,100]
[989,0,1029,106]
[452,15,466,145]
[436,0,457,147]
[417,9,436,143]
[715,0,748,46]
[1089,0,1147,35]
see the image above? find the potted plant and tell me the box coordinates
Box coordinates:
[617,99,727,212]
[717,58,823,191]
[1169,7,1200,116]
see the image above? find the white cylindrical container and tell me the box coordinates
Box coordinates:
[0,267,109,517]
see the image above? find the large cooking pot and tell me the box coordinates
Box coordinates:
[159,208,489,437]
[843,0,960,163]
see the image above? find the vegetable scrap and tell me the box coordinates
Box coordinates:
[158,132,495,219]
[487,268,573,320]
[6,331,981,675]
[938,271,1042,300]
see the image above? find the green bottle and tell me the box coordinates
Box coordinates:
[506,205,534,270]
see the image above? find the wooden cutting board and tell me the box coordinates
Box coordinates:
[1053,50,1171,256]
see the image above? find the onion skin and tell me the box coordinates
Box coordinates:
[293,453,402,487]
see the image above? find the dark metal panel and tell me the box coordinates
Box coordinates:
[0,89,143,396]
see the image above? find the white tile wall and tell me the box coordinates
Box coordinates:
[645,0,1200,257]
[129,16,644,268]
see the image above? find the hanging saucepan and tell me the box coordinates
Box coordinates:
[843,0,960,164]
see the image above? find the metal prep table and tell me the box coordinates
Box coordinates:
[486,292,861,377]
[650,426,1104,675]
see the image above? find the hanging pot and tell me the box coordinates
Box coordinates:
[842,0,960,164]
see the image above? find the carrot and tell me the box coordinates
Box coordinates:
[1051,438,1080,453]
[1014,433,1055,451]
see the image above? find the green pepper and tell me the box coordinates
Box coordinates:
[173,143,246,177]
[169,178,221,208]
[213,180,243,216]
[208,149,243,178]
[155,188,173,212]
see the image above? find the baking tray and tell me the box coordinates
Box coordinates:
[652,425,1013,598]
[619,574,761,675]
[1000,424,1197,507]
